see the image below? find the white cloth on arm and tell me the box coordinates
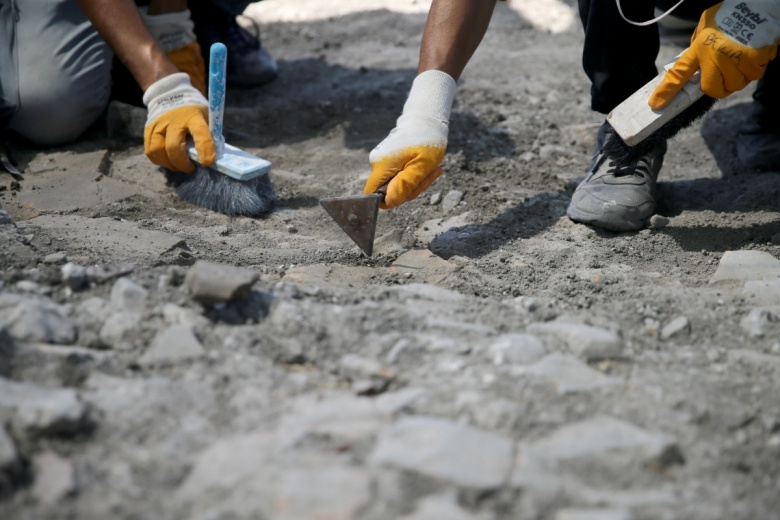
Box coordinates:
[138,7,197,52]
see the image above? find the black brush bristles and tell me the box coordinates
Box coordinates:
[165,166,276,216]
[603,95,718,164]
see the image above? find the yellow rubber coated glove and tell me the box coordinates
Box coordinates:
[649,0,780,109]
[140,7,207,96]
[143,73,215,173]
[365,70,456,209]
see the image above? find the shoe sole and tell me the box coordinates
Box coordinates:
[566,204,648,232]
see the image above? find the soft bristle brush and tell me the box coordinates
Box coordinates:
[603,51,719,164]
[165,42,276,216]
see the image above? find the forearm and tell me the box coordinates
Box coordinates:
[418,0,498,79]
[76,0,178,91]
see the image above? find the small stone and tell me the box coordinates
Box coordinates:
[487,333,547,365]
[185,260,258,305]
[429,191,442,205]
[740,308,777,338]
[138,325,205,366]
[6,300,76,345]
[709,250,780,286]
[528,322,623,361]
[61,262,87,290]
[110,277,148,314]
[32,451,77,504]
[0,377,89,437]
[523,353,615,394]
[43,252,67,264]
[370,416,514,490]
[555,509,633,520]
[85,263,135,284]
[15,280,41,293]
[648,215,669,230]
[660,316,690,340]
[442,190,464,213]
[99,312,141,349]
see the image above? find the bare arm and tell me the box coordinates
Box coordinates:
[76,0,178,91]
[418,0,499,79]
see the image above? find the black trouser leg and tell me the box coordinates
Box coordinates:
[753,58,780,129]
[578,0,720,114]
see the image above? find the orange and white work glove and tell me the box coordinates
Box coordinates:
[365,70,456,209]
[649,0,780,109]
[143,73,215,173]
[139,7,206,95]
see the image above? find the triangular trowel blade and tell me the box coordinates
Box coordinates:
[320,194,381,256]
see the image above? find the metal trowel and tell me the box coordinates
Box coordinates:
[320,185,387,257]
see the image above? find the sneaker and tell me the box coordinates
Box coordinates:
[736,103,780,172]
[192,5,278,88]
[567,123,667,231]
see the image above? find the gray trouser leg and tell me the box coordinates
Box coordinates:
[9,0,113,145]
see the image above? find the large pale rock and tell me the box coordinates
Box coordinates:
[743,279,780,305]
[401,493,487,520]
[138,325,205,366]
[110,277,148,314]
[530,416,684,470]
[32,451,78,504]
[5,300,76,345]
[0,425,18,474]
[487,333,547,365]
[185,260,258,304]
[528,322,623,361]
[709,251,780,286]
[370,416,514,490]
[0,377,88,436]
[274,465,372,520]
[521,353,616,394]
[99,312,141,350]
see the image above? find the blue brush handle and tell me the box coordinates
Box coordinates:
[209,43,227,155]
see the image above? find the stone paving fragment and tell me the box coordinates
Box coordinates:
[389,249,461,284]
[24,215,186,260]
[519,353,616,394]
[60,262,87,290]
[370,416,514,490]
[743,279,780,305]
[709,251,780,286]
[660,316,690,341]
[281,263,375,290]
[185,260,258,304]
[401,493,489,520]
[0,377,89,436]
[274,465,372,520]
[530,416,684,471]
[138,325,205,366]
[43,251,67,264]
[0,424,18,476]
[739,308,777,338]
[414,212,473,244]
[31,451,78,505]
[528,322,623,361]
[99,312,141,350]
[487,333,547,365]
[555,508,632,520]
[110,277,148,314]
[442,190,464,213]
[5,299,76,345]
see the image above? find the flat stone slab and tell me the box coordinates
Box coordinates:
[415,212,473,244]
[370,415,514,490]
[528,321,623,361]
[24,215,186,260]
[138,325,205,366]
[185,260,258,304]
[389,249,460,284]
[520,353,616,394]
[709,251,780,287]
[743,279,780,305]
[282,263,375,290]
[1,150,147,221]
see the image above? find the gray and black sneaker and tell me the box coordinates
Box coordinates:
[567,122,667,231]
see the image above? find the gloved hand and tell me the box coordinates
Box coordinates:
[143,72,215,173]
[365,70,456,209]
[649,0,779,109]
[140,7,206,95]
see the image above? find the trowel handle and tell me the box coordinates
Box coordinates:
[375,183,388,203]
[208,43,227,155]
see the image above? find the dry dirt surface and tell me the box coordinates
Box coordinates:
[2,1,780,519]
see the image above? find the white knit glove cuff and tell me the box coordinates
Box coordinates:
[368,70,456,161]
[143,73,207,124]
[139,7,197,52]
[717,0,780,47]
